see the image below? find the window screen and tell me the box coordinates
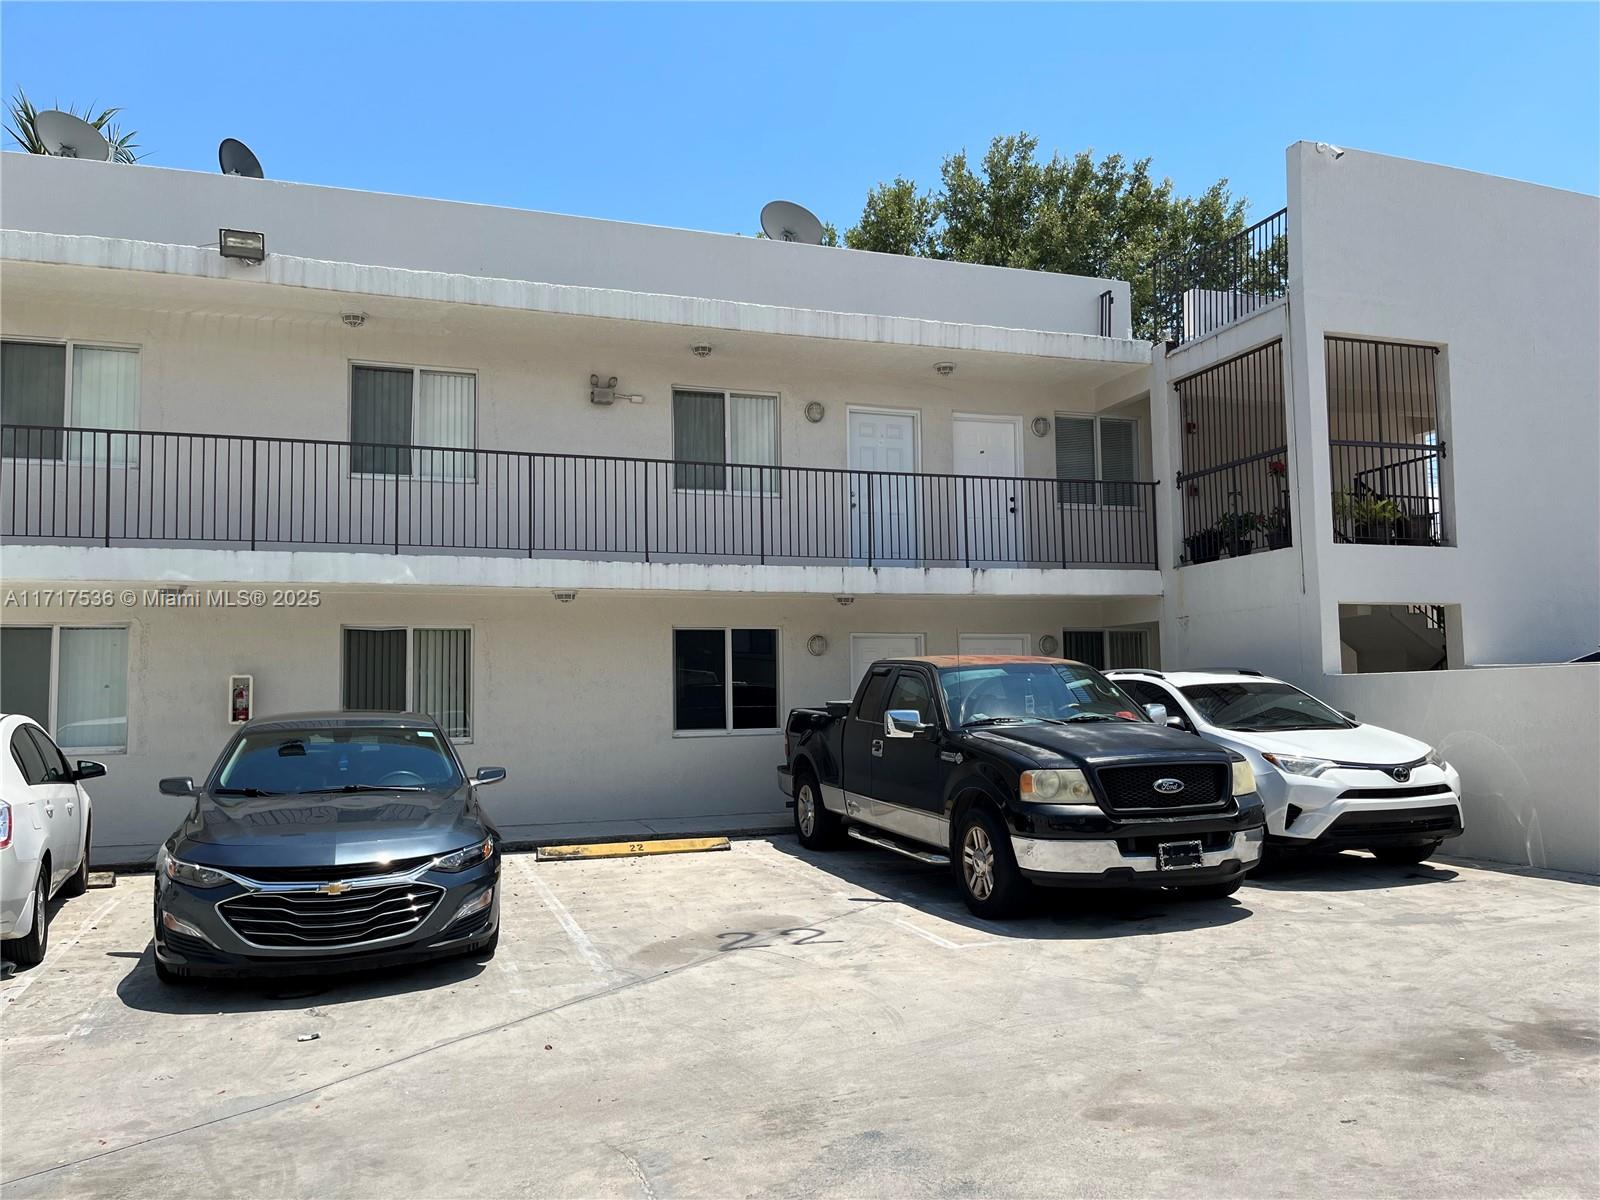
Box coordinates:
[1061,630,1106,670]
[351,366,414,475]
[343,628,408,711]
[674,628,727,731]
[414,628,471,738]
[2,341,66,459]
[0,626,53,727]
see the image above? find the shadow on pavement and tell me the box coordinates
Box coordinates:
[764,835,1255,940]
[114,942,493,1015]
[1247,848,1460,891]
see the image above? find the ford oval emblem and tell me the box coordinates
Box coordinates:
[1153,777,1185,795]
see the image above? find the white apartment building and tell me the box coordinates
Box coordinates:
[2,142,1596,871]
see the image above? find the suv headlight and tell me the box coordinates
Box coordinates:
[158,846,231,889]
[1261,752,1334,778]
[433,836,495,872]
[1231,758,1257,796]
[1423,747,1448,770]
[1019,768,1093,803]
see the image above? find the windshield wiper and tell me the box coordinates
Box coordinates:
[963,716,1029,728]
[212,787,279,797]
[296,783,429,794]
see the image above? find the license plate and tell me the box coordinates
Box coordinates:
[1157,840,1204,870]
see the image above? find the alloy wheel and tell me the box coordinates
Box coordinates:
[963,824,995,900]
[34,872,48,957]
[797,784,817,837]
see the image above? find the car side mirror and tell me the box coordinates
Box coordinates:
[159,776,196,797]
[473,767,508,786]
[74,760,107,782]
[1144,703,1169,726]
[1168,716,1193,732]
[884,709,927,739]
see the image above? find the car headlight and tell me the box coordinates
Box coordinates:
[1260,752,1335,778]
[1019,768,1093,803]
[433,836,495,872]
[1423,747,1448,770]
[1231,758,1258,796]
[158,846,232,889]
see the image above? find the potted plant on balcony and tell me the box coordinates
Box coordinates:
[1332,492,1401,543]
[1264,505,1292,550]
[1183,527,1224,565]
[1215,510,1262,557]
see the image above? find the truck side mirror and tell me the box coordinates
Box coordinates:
[884,709,927,739]
[1144,703,1169,726]
[159,776,196,797]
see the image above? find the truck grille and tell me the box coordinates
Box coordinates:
[218,882,442,948]
[1096,763,1228,813]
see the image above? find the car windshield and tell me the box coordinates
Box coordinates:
[1179,682,1353,732]
[939,662,1146,728]
[212,726,463,797]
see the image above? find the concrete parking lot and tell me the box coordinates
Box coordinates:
[2,839,1596,1199]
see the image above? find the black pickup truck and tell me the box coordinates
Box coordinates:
[778,656,1266,916]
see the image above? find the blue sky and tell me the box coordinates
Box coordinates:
[3,2,1596,235]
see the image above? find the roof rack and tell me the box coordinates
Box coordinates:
[1108,668,1165,678]
[1192,668,1264,676]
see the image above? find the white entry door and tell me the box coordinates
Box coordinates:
[957,633,1030,657]
[952,415,1022,563]
[849,633,925,692]
[848,409,919,563]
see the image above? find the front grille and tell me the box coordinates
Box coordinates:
[1096,763,1228,813]
[1119,830,1234,855]
[228,855,435,884]
[161,929,226,962]
[1336,783,1453,801]
[219,882,442,948]
[1324,805,1459,840]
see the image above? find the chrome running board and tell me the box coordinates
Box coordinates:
[847,826,950,865]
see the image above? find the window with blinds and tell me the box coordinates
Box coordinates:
[350,365,477,480]
[1054,414,1139,507]
[342,626,473,739]
[1061,629,1151,671]
[0,625,130,751]
[1,341,138,463]
[672,389,779,494]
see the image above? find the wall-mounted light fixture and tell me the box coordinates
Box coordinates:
[1030,416,1051,438]
[218,228,266,264]
[933,362,956,377]
[590,374,619,405]
[1037,634,1060,656]
[691,343,713,358]
[804,401,826,424]
[341,312,367,329]
[806,634,829,657]
[834,595,854,607]
[553,590,578,603]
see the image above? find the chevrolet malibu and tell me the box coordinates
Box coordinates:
[152,712,504,983]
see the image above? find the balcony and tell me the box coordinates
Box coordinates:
[1,425,1159,574]
[1152,208,1288,348]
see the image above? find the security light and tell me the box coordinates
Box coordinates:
[218,229,266,263]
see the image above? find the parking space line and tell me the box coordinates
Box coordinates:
[517,859,628,984]
[1,893,122,1006]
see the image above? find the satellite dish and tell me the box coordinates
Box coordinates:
[219,138,264,179]
[760,200,825,245]
[35,110,112,161]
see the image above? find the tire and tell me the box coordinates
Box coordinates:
[793,772,843,850]
[954,806,1028,918]
[61,820,91,898]
[1179,878,1243,900]
[1372,842,1440,865]
[4,867,51,967]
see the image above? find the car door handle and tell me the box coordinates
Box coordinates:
[43,804,55,817]
[871,739,884,757]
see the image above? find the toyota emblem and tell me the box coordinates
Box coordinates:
[1391,766,1411,782]
[1153,777,1185,795]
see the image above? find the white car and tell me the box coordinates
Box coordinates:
[1,714,100,966]
[1107,670,1463,864]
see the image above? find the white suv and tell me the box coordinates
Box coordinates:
[1107,670,1463,864]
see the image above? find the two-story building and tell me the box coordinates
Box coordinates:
[3,142,1596,871]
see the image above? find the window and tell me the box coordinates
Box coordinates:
[0,626,130,752]
[673,628,779,733]
[2,340,139,463]
[854,668,893,725]
[1055,414,1138,506]
[26,726,72,783]
[885,670,934,724]
[673,389,779,494]
[350,364,476,480]
[1062,629,1151,672]
[1116,678,1183,721]
[10,728,49,785]
[342,626,473,738]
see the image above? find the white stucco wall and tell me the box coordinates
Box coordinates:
[1316,665,1600,875]
[4,588,1161,862]
[0,154,1132,338]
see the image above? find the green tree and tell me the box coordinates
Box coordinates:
[6,87,143,163]
[846,132,1256,339]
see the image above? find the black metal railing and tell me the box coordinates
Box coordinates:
[1326,336,1448,546]
[1174,340,1292,564]
[1098,289,1115,338]
[1,425,1160,570]
[1152,208,1288,347]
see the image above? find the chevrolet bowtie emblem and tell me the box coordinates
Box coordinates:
[317,882,352,895]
